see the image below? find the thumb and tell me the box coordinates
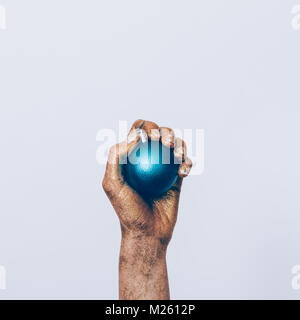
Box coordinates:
[102,131,152,227]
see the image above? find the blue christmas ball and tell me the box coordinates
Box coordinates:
[123,140,179,198]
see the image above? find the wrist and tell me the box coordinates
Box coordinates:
[119,234,170,299]
[120,232,167,263]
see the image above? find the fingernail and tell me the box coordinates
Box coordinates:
[150,129,160,141]
[163,134,175,147]
[127,129,138,143]
[128,129,148,144]
[179,165,191,176]
[138,129,148,143]
[174,147,184,158]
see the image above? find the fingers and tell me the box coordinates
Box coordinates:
[103,141,127,186]
[127,127,147,144]
[103,139,153,227]
[128,120,193,178]
[104,119,151,193]
[130,120,177,148]
[173,138,192,178]
[141,120,160,141]
[128,119,146,143]
[102,139,139,194]
[129,119,161,141]
[130,120,176,149]
[174,138,186,160]
[178,157,193,178]
[129,119,144,131]
[160,127,175,148]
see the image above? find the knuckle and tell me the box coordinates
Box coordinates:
[102,177,115,197]
[175,137,185,148]
[132,119,144,128]
[144,120,159,130]
[162,127,173,133]
[178,162,191,177]
[187,158,193,167]
[102,176,109,191]
[161,128,175,147]
[149,128,160,140]
[161,127,175,138]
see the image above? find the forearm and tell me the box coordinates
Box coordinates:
[119,233,170,300]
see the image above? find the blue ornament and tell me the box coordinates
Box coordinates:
[123,140,179,198]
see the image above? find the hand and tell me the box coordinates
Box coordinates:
[102,119,192,244]
[102,119,192,299]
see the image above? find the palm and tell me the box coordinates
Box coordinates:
[114,178,182,243]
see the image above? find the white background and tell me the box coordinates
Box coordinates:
[0,0,300,299]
